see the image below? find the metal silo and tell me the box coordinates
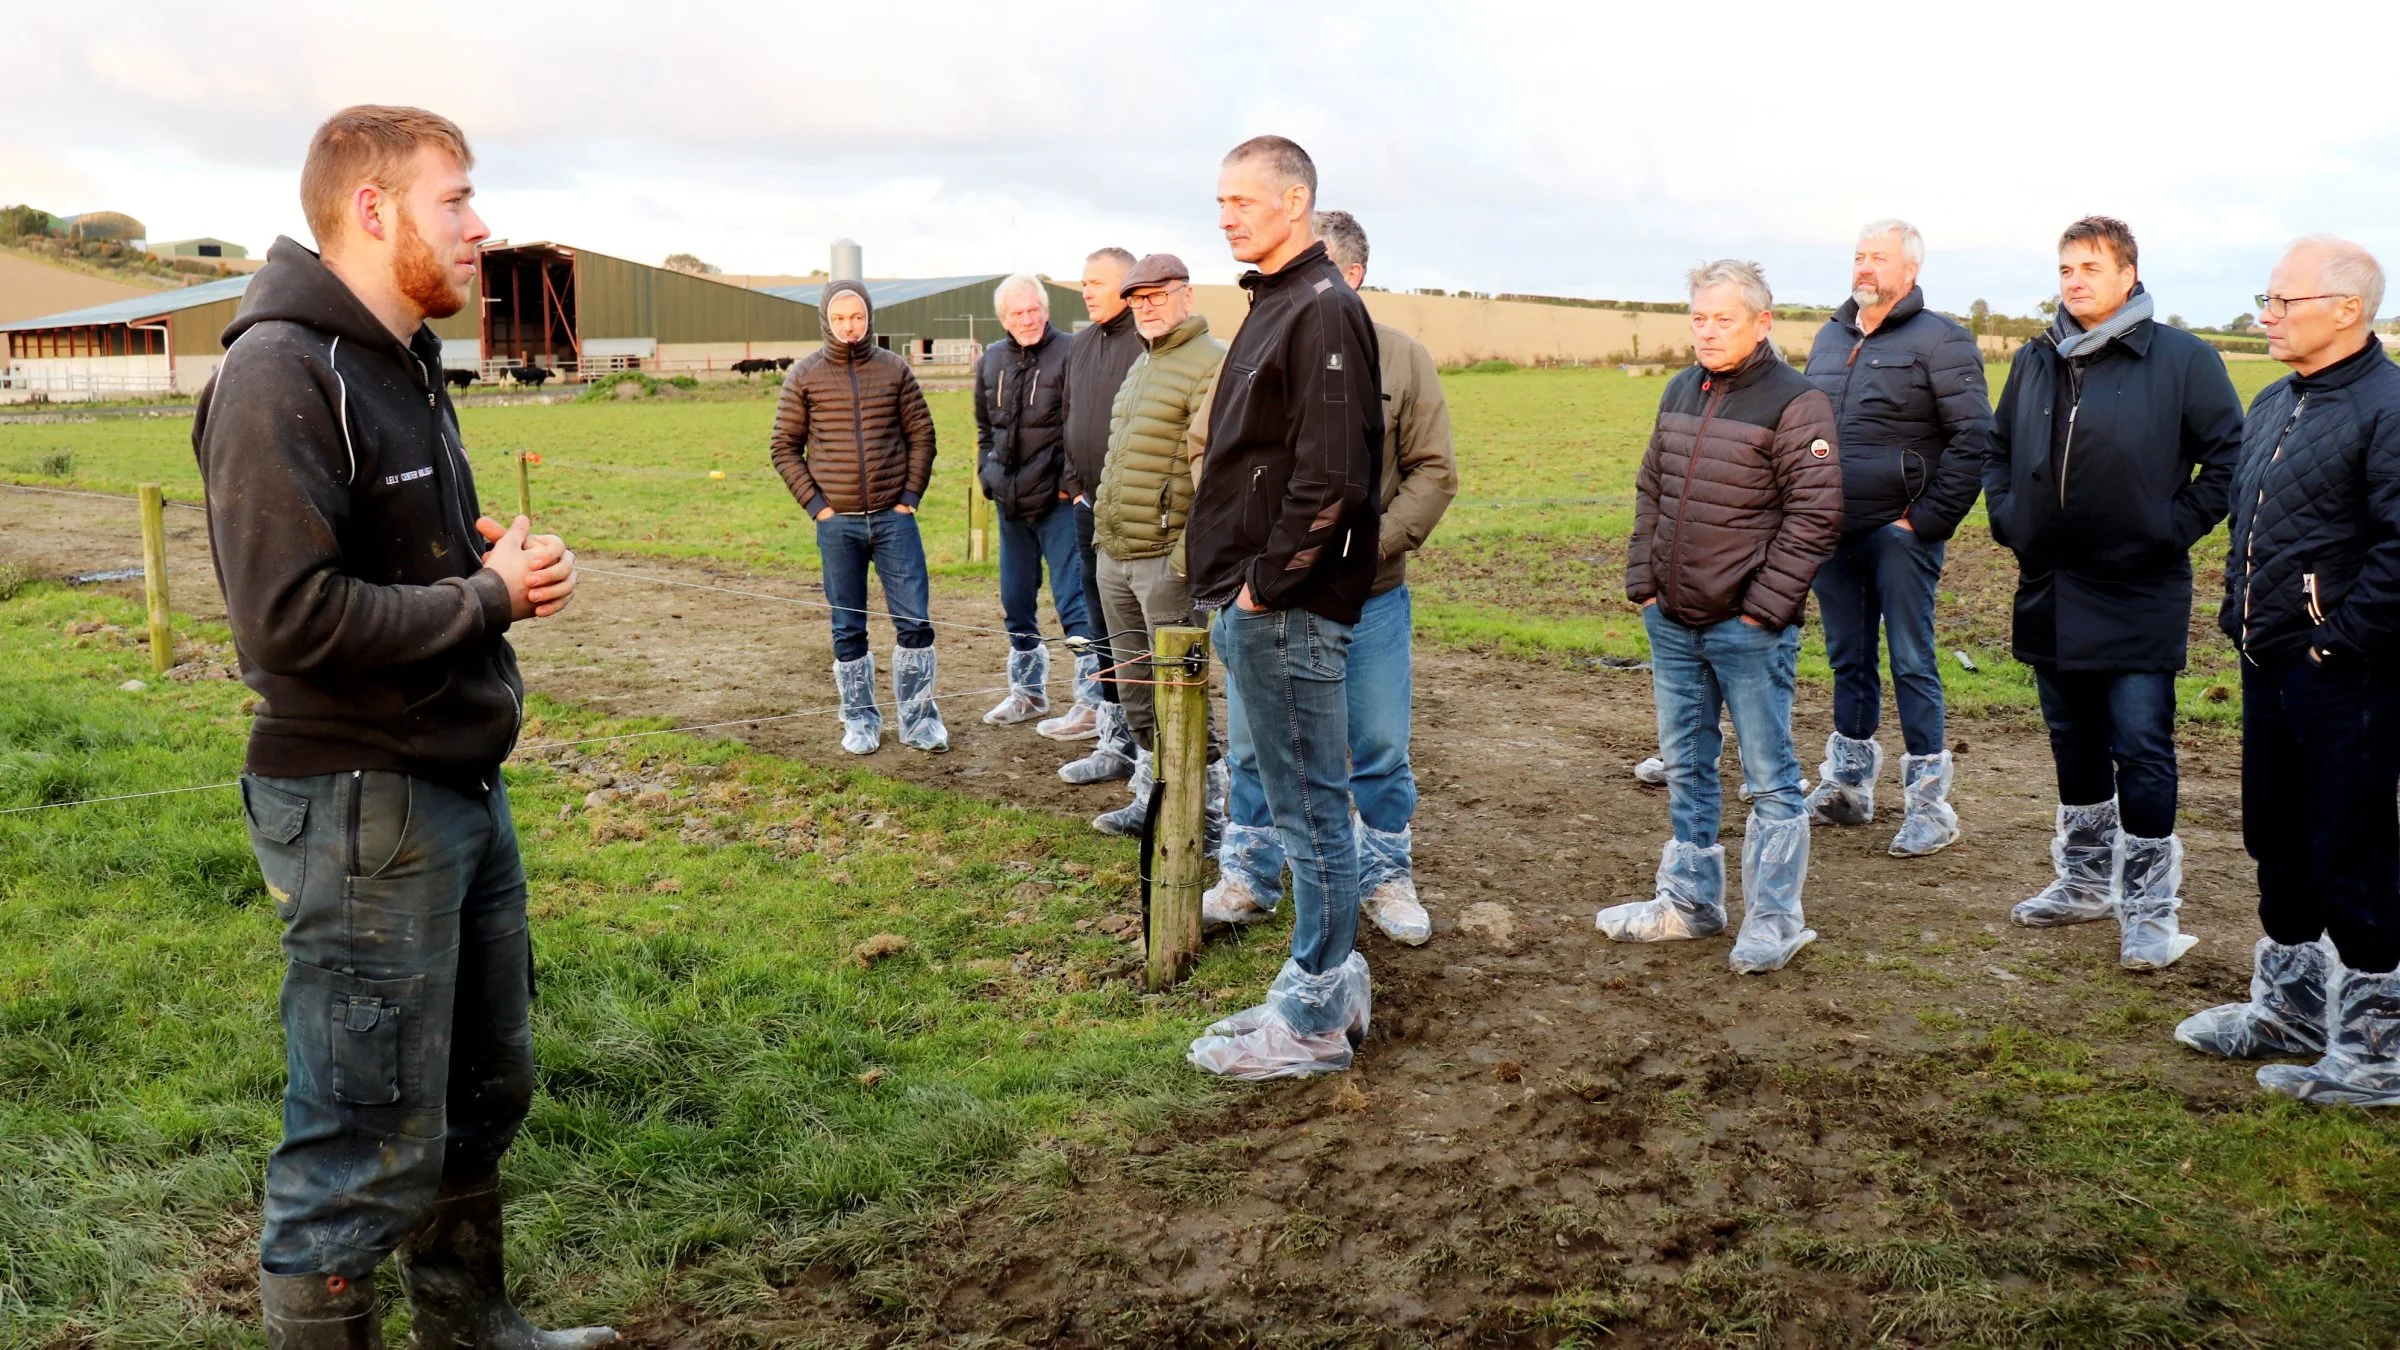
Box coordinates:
[830,238,863,282]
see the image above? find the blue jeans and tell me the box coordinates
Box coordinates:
[999,504,1094,652]
[1643,605,1805,848]
[2033,665,2178,838]
[242,771,534,1279]
[816,509,933,662]
[1215,605,1358,1001]
[1812,522,1947,755]
[1225,584,1417,836]
[1074,502,1118,703]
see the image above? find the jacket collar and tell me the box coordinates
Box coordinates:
[226,237,438,386]
[1144,313,1209,356]
[1007,322,1063,355]
[1699,336,1787,392]
[2291,333,2391,394]
[1238,239,1332,298]
[1836,284,1926,336]
[1097,306,1136,338]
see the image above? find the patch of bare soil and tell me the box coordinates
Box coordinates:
[0,489,2266,1344]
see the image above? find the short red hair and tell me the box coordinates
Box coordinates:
[299,105,474,249]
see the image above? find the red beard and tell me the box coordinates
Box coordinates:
[394,210,467,320]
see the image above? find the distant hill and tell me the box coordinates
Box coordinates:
[0,250,158,324]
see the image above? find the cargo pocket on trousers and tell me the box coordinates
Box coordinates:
[286,959,422,1108]
[240,776,310,920]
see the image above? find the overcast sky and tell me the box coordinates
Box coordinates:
[10,1,2397,327]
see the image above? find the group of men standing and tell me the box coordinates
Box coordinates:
[1604,215,2400,1108]
[766,136,1457,1081]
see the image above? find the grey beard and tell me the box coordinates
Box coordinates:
[1852,284,1882,309]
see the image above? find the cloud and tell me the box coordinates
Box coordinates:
[13,0,2399,322]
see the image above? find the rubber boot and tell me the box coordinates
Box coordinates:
[832,654,880,755]
[2011,800,2118,927]
[1060,701,1136,784]
[1596,839,1727,942]
[395,1171,618,1349]
[1730,812,1817,973]
[1804,732,1882,826]
[1204,822,1283,929]
[1888,750,1961,857]
[1188,952,1372,1078]
[1036,650,1104,740]
[2258,962,2400,1106]
[2117,831,2198,970]
[1091,747,1153,837]
[261,1270,383,1349]
[1357,817,1430,946]
[2176,937,2330,1059]
[982,645,1050,725]
[890,644,949,753]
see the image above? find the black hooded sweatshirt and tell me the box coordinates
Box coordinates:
[193,236,522,786]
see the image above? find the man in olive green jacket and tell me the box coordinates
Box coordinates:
[1086,254,1228,839]
[1206,210,1460,946]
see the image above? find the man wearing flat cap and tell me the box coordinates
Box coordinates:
[1086,253,1230,841]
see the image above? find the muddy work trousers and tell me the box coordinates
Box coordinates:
[240,770,536,1279]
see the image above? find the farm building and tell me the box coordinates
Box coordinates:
[764,275,1087,363]
[150,237,248,260]
[1,240,824,400]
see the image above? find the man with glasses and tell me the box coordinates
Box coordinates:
[1983,216,2241,970]
[2180,237,2400,1106]
[1085,254,1228,838]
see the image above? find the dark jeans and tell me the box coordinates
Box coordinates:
[1215,604,1358,1008]
[1812,522,1947,755]
[1075,501,1117,703]
[2032,665,2179,838]
[817,509,934,662]
[2244,654,2400,974]
[999,504,1094,652]
[242,771,533,1279]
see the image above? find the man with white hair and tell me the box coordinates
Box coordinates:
[2180,236,2400,1107]
[1800,221,1991,857]
[1598,260,1843,975]
[975,273,1094,724]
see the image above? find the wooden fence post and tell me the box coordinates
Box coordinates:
[968,470,987,563]
[1148,624,1211,991]
[137,483,171,676]
[516,452,532,522]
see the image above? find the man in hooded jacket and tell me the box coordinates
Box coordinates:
[771,279,949,755]
[1984,216,2240,970]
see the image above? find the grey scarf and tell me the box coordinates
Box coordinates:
[2051,284,2154,360]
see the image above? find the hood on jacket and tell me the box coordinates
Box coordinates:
[222,235,430,358]
[820,279,877,364]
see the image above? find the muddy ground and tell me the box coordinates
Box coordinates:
[1,488,2272,1345]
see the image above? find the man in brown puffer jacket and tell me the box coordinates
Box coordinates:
[770,280,947,756]
[1599,259,1843,977]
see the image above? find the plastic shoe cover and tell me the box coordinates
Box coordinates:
[1203,759,1229,853]
[2176,937,2330,1059]
[1730,813,1817,973]
[1092,748,1153,837]
[1060,703,1136,783]
[1357,820,1431,946]
[2011,800,2119,927]
[833,654,881,755]
[890,646,949,753]
[982,646,1051,724]
[1036,652,1105,739]
[1888,751,1961,857]
[1804,733,1882,827]
[1205,823,1284,929]
[2258,964,2400,1107]
[2117,831,2198,970]
[1634,756,1667,786]
[1189,954,1371,1079]
[1596,839,1727,942]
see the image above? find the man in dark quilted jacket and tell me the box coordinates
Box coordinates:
[1599,259,1843,976]
[2178,237,2400,1108]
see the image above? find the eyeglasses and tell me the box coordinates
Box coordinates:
[1128,285,1186,308]
[2255,293,2353,318]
